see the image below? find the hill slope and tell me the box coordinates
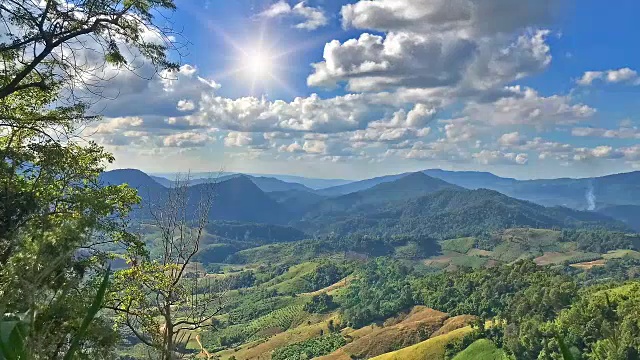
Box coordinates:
[424,169,640,210]
[317,173,409,196]
[301,188,629,238]
[306,173,461,218]
[598,205,640,232]
[101,170,291,224]
[452,339,509,360]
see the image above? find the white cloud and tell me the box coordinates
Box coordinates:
[464,86,595,126]
[224,131,267,148]
[196,92,385,133]
[443,121,479,143]
[261,1,292,17]
[498,132,526,146]
[473,150,528,165]
[340,0,558,36]
[162,132,211,148]
[89,116,143,134]
[308,30,552,95]
[260,1,328,30]
[577,68,640,86]
[350,127,430,143]
[607,68,638,83]
[279,141,305,153]
[177,100,196,111]
[571,126,640,139]
[572,146,623,161]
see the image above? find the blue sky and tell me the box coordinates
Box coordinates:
[92,0,640,180]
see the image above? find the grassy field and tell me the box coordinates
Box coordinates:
[370,326,473,360]
[603,249,640,260]
[452,339,509,360]
[263,262,319,294]
[213,313,339,360]
[318,307,451,360]
[441,237,476,254]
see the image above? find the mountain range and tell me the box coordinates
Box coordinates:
[100,168,637,235]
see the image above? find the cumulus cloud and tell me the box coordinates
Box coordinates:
[577,68,640,86]
[224,131,268,148]
[350,127,431,144]
[572,146,623,161]
[464,86,595,126]
[498,132,526,146]
[308,0,556,102]
[260,1,328,30]
[571,126,640,139]
[93,64,221,119]
[196,92,386,133]
[162,132,211,148]
[89,116,144,134]
[177,100,196,111]
[473,150,528,165]
[340,0,558,36]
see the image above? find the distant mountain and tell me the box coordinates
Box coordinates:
[100,170,291,224]
[598,205,640,232]
[100,169,166,193]
[151,171,351,190]
[423,169,640,210]
[268,189,326,213]
[422,169,517,190]
[305,172,463,219]
[146,172,316,193]
[317,173,409,196]
[149,175,173,187]
[243,175,315,193]
[193,176,292,224]
[299,187,628,238]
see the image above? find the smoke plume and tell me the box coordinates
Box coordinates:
[586,183,596,211]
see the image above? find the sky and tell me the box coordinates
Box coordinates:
[89,0,640,180]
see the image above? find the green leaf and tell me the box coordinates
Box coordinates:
[555,332,576,360]
[62,267,110,360]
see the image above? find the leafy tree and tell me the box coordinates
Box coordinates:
[1,1,180,357]
[339,258,415,328]
[272,334,347,360]
[0,83,143,358]
[109,178,226,360]
[304,293,337,314]
[0,0,179,101]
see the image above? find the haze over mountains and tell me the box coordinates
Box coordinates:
[100,168,640,232]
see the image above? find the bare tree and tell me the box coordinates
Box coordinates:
[108,176,226,360]
[0,0,182,103]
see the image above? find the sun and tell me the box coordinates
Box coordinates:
[207,23,308,96]
[242,48,274,82]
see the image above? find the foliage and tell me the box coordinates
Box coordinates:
[203,305,306,348]
[0,76,141,359]
[554,283,640,360]
[304,294,337,314]
[206,221,307,245]
[561,229,636,253]
[441,237,477,254]
[271,333,347,360]
[576,257,640,283]
[300,189,627,239]
[0,0,178,101]
[339,258,415,328]
[300,261,351,292]
[0,268,110,360]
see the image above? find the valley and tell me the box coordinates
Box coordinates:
[104,168,640,360]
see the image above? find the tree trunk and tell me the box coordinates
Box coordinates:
[164,304,174,360]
